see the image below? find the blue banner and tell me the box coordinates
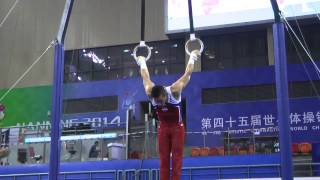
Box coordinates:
[186,98,320,146]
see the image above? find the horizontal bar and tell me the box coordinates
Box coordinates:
[25,133,117,143]
[223,178,320,180]
[182,163,281,170]
[0,163,319,177]
[0,170,117,177]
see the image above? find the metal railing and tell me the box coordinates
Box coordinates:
[0,123,285,166]
[0,163,319,180]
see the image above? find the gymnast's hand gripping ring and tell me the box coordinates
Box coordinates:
[185,33,204,56]
[133,41,152,62]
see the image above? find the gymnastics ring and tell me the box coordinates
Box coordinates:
[185,33,204,56]
[133,41,152,62]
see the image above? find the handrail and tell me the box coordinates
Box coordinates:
[1,162,319,177]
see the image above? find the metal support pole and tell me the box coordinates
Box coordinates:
[49,43,64,180]
[49,1,74,179]
[57,0,74,44]
[269,0,294,179]
[125,109,130,160]
[273,22,294,180]
[144,113,149,158]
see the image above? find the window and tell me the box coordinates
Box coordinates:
[289,80,320,98]
[202,84,276,104]
[310,80,320,97]
[255,84,276,100]
[202,81,320,105]
[286,24,320,64]
[63,96,118,114]
[202,30,268,71]
[64,39,185,83]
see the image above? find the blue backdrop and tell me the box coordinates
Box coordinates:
[63,63,320,146]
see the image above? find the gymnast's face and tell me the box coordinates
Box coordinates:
[151,85,167,106]
[154,93,167,106]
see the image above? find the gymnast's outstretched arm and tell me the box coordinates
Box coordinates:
[138,56,155,97]
[171,50,200,95]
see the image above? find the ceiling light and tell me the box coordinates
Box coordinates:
[208,55,215,59]
[83,51,105,64]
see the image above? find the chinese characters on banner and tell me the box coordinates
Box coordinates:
[201,111,320,135]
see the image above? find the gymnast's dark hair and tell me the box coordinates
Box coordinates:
[151,85,166,98]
